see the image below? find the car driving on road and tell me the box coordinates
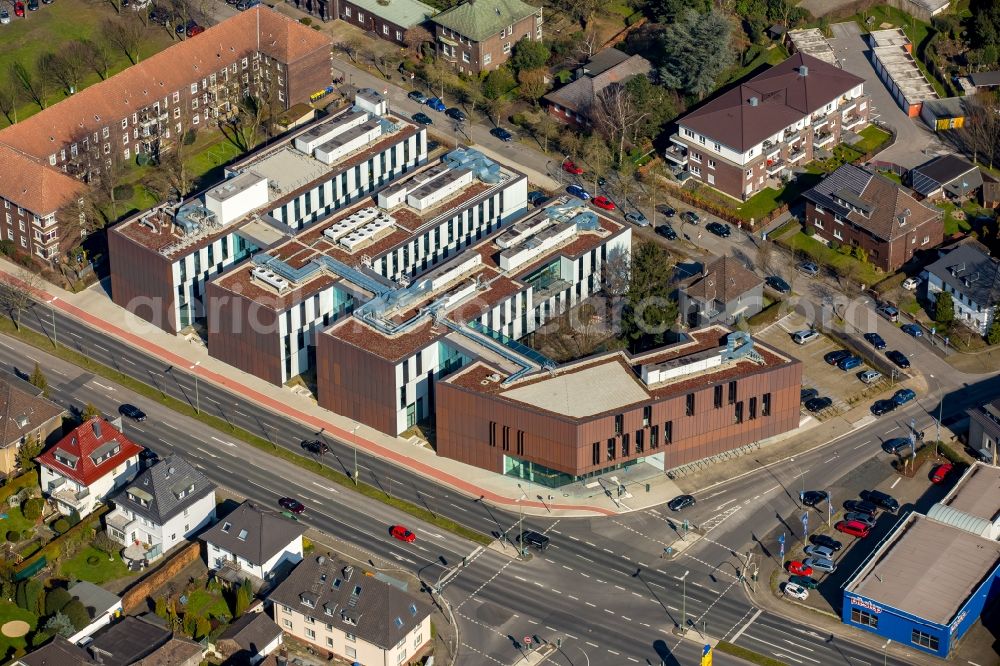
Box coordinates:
[881,437,911,455]
[119,404,147,421]
[864,332,886,349]
[390,525,416,542]
[278,497,305,514]
[886,350,910,369]
[667,494,695,511]
[301,439,329,454]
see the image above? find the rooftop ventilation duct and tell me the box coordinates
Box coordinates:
[749,96,759,107]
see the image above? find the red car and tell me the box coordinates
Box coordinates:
[562,159,584,175]
[930,463,953,484]
[278,497,305,514]
[592,195,615,211]
[187,25,205,36]
[390,525,416,542]
[835,520,871,538]
[786,561,813,577]
[14,1,25,15]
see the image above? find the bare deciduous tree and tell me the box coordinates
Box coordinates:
[600,246,631,313]
[78,38,114,80]
[575,26,602,63]
[403,26,433,56]
[530,113,559,154]
[590,82,648,163]
[0,82,19,125]
[9,61,49,110]
[102,15,146,65]
[582,134,611,194]
[0,269,41,331]
[39,52,88,96]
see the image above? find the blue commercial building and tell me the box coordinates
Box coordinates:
[842,511,1000,658]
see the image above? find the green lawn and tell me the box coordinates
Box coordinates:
[60,546,134,585]
[0,505,37,538]
[0,601,37,658]
[185,138,245,190]
[0,0,178,128]
[808,144,865,175]
[735,172,823,221]
[781,231,882,286]
[851,126,892,154]
[937,201,985,237]
[185,588,231,621]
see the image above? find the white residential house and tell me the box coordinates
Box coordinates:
[36,418,143,517]
[200,501,306,584]
[105,454,217,563]
[66,581,123,644]
[923,242,1000,335]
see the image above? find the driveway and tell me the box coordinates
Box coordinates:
[828,22,945,169]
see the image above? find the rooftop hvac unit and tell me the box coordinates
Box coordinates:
[252,266,290,292]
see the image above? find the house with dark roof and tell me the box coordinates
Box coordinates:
[14,636,94,666]
[430,0,543,74]
[216,611,284,665]
[801,164,942,273]
[268,554,432,665]
[130,638,204,666]
[105,454,216,562]
[910,154,983,200]
[86,614,173,666]
[923,242,1000,335]
[0,376,65,477]
[678,256,764,328]
[543,48,652,127]
[201,501,306,583]
[36,417,143,517]
[668,53,869,200]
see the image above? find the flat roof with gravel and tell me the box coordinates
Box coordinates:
[787,29,836,65]
[943,463,1000,521]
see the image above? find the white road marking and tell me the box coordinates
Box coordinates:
[890,477,901,489]
[853,441,870,450]
[91,381,115,391]
[211,436,236,447]
[568,595,578,600]
[730,608,762,642]
[745,635,819,663]
[551,589,562,595]
[311,482,339,494]
[824,456,837,463]
[586,641,599,648]
[585,602,596,607]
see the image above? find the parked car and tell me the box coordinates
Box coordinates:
[843,499,878,516]
[14,1,25,15]
[766,276,791,294]
[562,159,584,175]
[793,329,819,345]
[804,545,836,560]
[824,350,851,365]
[800,388,819,403]
[930,463,954,484]
[887,350,910,369]
[797,261,819,277]
[490,127,513,142]
[445,107,466,122]
[301,439,329,454]
[592,195,615,211]
[859,370,882,384]
[901,323,923,337]
[176,19,197,34]
[706,221,731,237]
[278,497,305,514]
[877,304,899,322]
[837,355,862,371]
[843,512,877,529]
[860,490,899,513]
[680,211,700,225]
[656,205,676,218]
[783,582,809,600]
[186,24,204,35]
[27,0,37,10]
[527,190,547,206]
[788,575,819,589]
[426,97,446,111]
[390,525,416,542]
[625,211,650,227]
[803,557,837,574]
[809,534,842,552]
[804,396,832,413]
[148,6,169,23]
[566,184,591,200]
[667,494,696,511]
[236,0,260,9]
[902,276,921,290]
[801,490,828,507]
[787,561,813,576]
[882,437,912,455]
[656,224,677,240]
[864,332,886,349]
[892,388,916,405]
[407,90,428,104]
[0,8,10,22]
[835,520,871,538]
[119,403,147,421]
[871,399,897,416]
[412,112,433,125]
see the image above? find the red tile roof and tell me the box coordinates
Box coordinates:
[0,144,83,215]
[36,417,143,487]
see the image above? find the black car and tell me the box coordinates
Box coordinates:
[527,190,547,206]
[27,0,38,9]
[882,437,911,455]
[176,19,197,34]
[886,350,910,369]
[301,439,329,454]
[667,494,695,511]
[656,224,678,240]
[407,90,428,104]
[843,499,878,516]
[119,403,147,421]
[706,221,731,237]
[870,399,897,416]
[149,7,170,23]
[518,530,550,551]
[860,489,899,513]
[804,396,832,412]
[278,497,305,514]
[824,350,851,365]
[656,205,676,218]
[864,332,886,350]
[801,490,829,506]
[490,127,513,142]
[800,387,819,403]
[680,211,700,225]
[445,107,466,122]
[809,534,843,552]
[412,112,433,125]
[766,276,791,294]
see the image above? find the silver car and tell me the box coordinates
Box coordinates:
[803,545,835,560]
[844,512,877,528]
[803,557,837,574]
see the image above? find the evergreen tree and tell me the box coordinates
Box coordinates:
[988,308,1000,345]
[45,588,72,616]
[44,612,75,638]
[29,362,47,397]
[62,599,90,630]
[16,433,43,472]
[934,291,955,325]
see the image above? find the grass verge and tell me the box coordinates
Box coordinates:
[780,231,882,286]
[851,126,892,154]
[715,641,789,666]
[1,316,492,547]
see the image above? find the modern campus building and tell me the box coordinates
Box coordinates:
[843,464,1000,658]
[667,52,869,201]
[0,7,332,264]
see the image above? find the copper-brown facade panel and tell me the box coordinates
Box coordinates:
[317,332,398,435]
[206,283,283,385]
[285,49,336,108]
[108,229,176,334]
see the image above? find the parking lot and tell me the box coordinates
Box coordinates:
[759,313,901,420]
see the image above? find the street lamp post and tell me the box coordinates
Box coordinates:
[46,296,58,347]
[190,361,201,414]
[883,639,891,666]
[351,423,361,484]
[929,375,943,456]
[680,570,690,634]
[790,457,804,507]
